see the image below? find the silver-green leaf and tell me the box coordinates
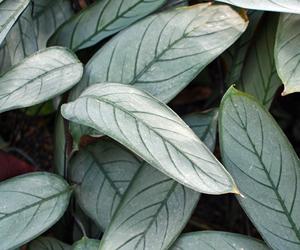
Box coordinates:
[28,237,71,250]
[0,172,72,250]
[219,87,300,250]
[0,47,83,113]
[275,13,300,96]
[70,140,142,231]
[62,83,237,194]
[0,0,30,44]
[171,231,269,250]
[33,0,74,49]
[70,3,247,102]
[216,0,300,14]
[99,164,200,250]
[49,0,167,51]
[0,42,10,74]
[237,13,281,108]
[6,3,38,65]
[72,238,100,250]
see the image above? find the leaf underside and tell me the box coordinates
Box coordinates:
[28,237,71,250]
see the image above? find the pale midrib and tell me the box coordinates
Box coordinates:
[0,187,70,220]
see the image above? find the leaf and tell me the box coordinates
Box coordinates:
[99,165,200,250]
[48,0,167,51]
[28,237,71,250]
[0,42,10,74]
[6,3,38,65]
[171,231,269,250]
[216,0,300,14]
[0,0,30,44]
[219,87,300,250]
[0,47,83,113]
[0,150,35,181]
[70,109,218,232]
[70,3,247,103]
[73,238,100,250]
[160,0,188,11]
[62,83,237,194]
[33,0,74,49]
[0,172,72,249]
[70,140,142,231]
[68,3,247,142]
[237,13,281,108]
[183,109,218,152]
[225,10,263,86]
[275,13,300,96]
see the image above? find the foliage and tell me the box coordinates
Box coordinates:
[0,0,299,249]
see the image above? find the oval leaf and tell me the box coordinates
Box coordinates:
[0,172,72,249]
[70,140,142,231]
[171,231,269,250]
[28,237,71,250]
[0,47,83,113]
[70,3,247,102]
[219,87,300,249]
[49,0,167,51]
[69,3,247,142]
[237,13,281,108]
[275,13,300,96]
[99,164,200,250]
[70,109,218,231]
[73,238,100,250]
[216,0,300,14]
[62,83,237,194]
[0,0,30,44]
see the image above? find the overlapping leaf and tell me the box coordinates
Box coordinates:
[6,3,38,65]
[73,238,100,250]
[68,3,247,142]
[216,0,300,13]
[33,0,74,49]
[225,10,263,86]
[62,83,237,194]
[70,140,142,231]
[0,47,83,113]
[70,109,218,231]
[0,0,30,44]
[275,13,300,95]
[70,3,247,102]
[237,13,281,108]
[49,0,167,51]
[171,231,269,250]
[219,87,300,249]
[28,237,71,250]
[0,42,10,74]
[0,172,72,249]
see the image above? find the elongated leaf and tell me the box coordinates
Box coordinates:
[33,0,74,49]
[99,165,200,250]
[225,10,263,86]
[70,140,142,231]
[70,109,218,231]
[62,83,237,194]
[49,0,167,51]
[171,231,269,250]
[275,14,300,95]
[70,3,247,102]
[6,3,38,65]
[73,238,100,250]
[0,47,83,113]
[219,87,300,250]
[216,0,300,14]
[160,0,188,10]
[0,0,30,44]
[68,3,247,142]
[0,172,72,249]
[28,237,71,250]
[237,13,281,108]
